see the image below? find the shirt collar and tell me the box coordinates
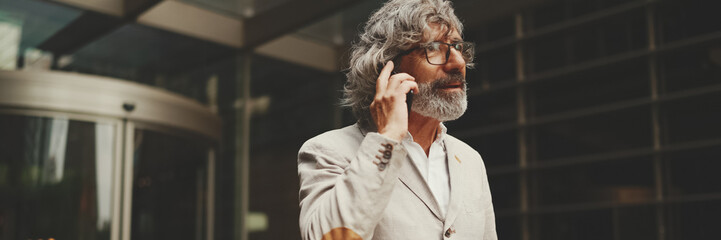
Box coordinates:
[404,122,447,144]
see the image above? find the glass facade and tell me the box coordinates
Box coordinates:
[0,70,219,240]
[0,0,81,70]
[448,0,721,239]
[131,128,210,240]
[0,115,115,240]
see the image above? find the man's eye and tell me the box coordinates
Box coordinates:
[427,42,441,51]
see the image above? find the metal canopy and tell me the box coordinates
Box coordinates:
[28,0,545,72]
[241,0,362,49]
[38,0,162,55]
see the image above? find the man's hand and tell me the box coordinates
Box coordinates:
[370,61,419,141]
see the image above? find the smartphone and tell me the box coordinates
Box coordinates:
[406,87,414,116]
[390,69,414,115]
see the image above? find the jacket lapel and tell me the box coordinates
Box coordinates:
[443,139,464,229]
[397,155,443,221]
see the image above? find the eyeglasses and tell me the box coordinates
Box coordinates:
[400,41,475,65]
[423,41,475,65]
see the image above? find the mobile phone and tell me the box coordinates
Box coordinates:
[406,90,414,115]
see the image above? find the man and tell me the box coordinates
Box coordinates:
[297,0,496,239]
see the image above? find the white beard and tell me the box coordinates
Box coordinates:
[411,75,468,122]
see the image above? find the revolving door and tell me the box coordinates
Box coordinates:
[0,71,220,240]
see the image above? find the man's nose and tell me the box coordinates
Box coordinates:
[443,47,466,72]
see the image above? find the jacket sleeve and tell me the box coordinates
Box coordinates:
[297,132,407,240]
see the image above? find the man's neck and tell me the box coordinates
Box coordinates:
[408,111,442,157]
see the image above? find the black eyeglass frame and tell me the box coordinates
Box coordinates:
[397,41,475,65]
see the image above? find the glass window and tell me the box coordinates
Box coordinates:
[597,10,647,56]
[664,146,721,197]
[250,54,337,146]
[533,107,653,161]
[663,92,721,144]
[530,1,565,30]
[531,205,657,240]
[527,9,647,74]
[449,87,517,129]
[530,59,649,116]
[458,130,519,168]
[489,173,521,210]
[665,199,721,240]
[528,33,568,73]
[0,114,114,240]
[660,46,721,94]
[131,129,210,240]
[496,216,522,240]
[486,46,518,83]
[659,0,721,43]
[0,0,81,70]
[64,23,234,104]
[530,157,655,206]
[248,54,338,239]
[468,16,515,45]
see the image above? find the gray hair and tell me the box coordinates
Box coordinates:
[341,0,467,130]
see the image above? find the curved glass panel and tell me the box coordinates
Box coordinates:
[131,129,208,240]
[0,114,114,240]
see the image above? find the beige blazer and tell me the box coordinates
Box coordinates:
[298,124,497,240]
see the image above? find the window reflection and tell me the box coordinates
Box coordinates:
[131,129,208,240]
[0,19,21,70]
[44,119,68,184]
[95,124,114,231]
[0,115,113,240]
[0,0,82,71]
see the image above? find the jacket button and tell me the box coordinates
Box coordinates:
[377,162,387,171]
[378,149,392,160]
[444,229,451,238]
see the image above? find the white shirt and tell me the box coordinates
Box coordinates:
[401,123,450,217]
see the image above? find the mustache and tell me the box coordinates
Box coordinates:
[430,73,466,89]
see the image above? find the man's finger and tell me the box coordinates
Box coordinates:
[399,80,420,97]
[376,61,394,95]
[386,73,415,96]
[389,73,415,82]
